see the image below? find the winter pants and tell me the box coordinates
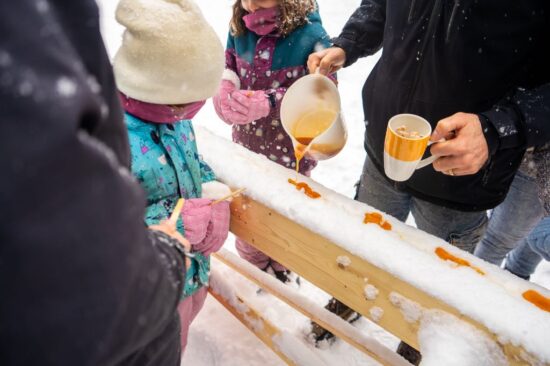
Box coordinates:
[505,216,550,278]
[177,286,208,353]
[357,157,488,253]
[526,217,550,261]
[235,238,287,272]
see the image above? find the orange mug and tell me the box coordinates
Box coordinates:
[383,114,437,181]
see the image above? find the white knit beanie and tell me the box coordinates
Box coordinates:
[113,0,224,105]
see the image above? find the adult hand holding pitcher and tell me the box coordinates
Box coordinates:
[384,112,490,181]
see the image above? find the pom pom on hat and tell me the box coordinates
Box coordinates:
[113,0,224,105]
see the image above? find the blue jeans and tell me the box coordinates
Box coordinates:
[357,158,488,253]
[526,217,550,261]
[505,216,550,278]
[474,170,544,274]
[505,237,542,279]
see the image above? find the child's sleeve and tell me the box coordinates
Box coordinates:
[199,156,216,184]
[220,33,244,91]
[195,138,231,200]
[225,33,239,75]
[199,159,232,202]
[263,23,337,115]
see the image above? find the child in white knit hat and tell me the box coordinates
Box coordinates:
[113,0,230,354]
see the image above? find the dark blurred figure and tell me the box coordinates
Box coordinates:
[0,1,190,365]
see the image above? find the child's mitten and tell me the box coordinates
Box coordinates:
[181,199,230,256]
[213,80,249,125]
[229,90,271,124]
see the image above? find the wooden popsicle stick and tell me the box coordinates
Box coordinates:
[168,198,185,226]
[210,188,246,206]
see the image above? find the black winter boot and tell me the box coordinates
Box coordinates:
[273,269,301,286]
[396,341,422,365]
[310,297,361,345]
[258,263,301,292]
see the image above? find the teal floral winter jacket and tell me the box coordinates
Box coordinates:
[125,113,216,298]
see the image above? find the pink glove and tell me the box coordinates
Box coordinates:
[228,90,271,124]
[213,80,249,125]
[181,199,230,256]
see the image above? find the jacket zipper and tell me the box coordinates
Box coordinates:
[405,0,443,111]
[445,0,461,43]
[407,0,418,23]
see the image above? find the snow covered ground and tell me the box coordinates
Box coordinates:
[97,1,550,365]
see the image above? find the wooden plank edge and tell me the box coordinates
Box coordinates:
[208,287,297,366]
[228,195,547,366]
[212,249,409,366]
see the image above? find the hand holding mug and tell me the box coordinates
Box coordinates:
[430,113,489,176]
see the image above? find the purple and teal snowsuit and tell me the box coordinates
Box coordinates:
[226,9,331,173]
[225,9,332,272]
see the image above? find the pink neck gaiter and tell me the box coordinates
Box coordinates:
[119,92,205,124]
[243,7,280,36]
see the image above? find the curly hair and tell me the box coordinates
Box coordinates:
[230,0,317,37]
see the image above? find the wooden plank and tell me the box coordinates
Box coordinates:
[229,195,544,366]
[208,287,297,366]
[213,249,409,366]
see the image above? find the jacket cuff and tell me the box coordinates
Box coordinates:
[331,36,358,67]
[149,230,187,290]
[477,114,500,156]
[222,69,241,89]
[479,105,525,151]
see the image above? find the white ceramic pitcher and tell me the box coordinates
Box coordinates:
[280,73,347,160]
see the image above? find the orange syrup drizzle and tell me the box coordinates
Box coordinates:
[288,178,321,199]
[435,247,485,275]
[522,290,550,312]
[363,212,392,231]
[288,139,321,199]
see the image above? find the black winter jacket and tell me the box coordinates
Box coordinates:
[333,0,550,211]
[0,1,186,365]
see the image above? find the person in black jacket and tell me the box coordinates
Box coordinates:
[308,0,550,362]
[0,1,192,365]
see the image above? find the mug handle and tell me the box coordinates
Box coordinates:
[416,139,445,170]
[416,155,437,169]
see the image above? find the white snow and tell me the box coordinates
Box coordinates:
[96,0,550,364]
[418,310,508,366]
[87,75,101,94]
[56,76,77,97]
[364,284,379,301]
[369,307,384,323]
[389,292,423,324]
[272,332,330,366]
[18,80,34,96]
[336,255,351,268]
[36,0,49,13]
[0,50,12,67]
